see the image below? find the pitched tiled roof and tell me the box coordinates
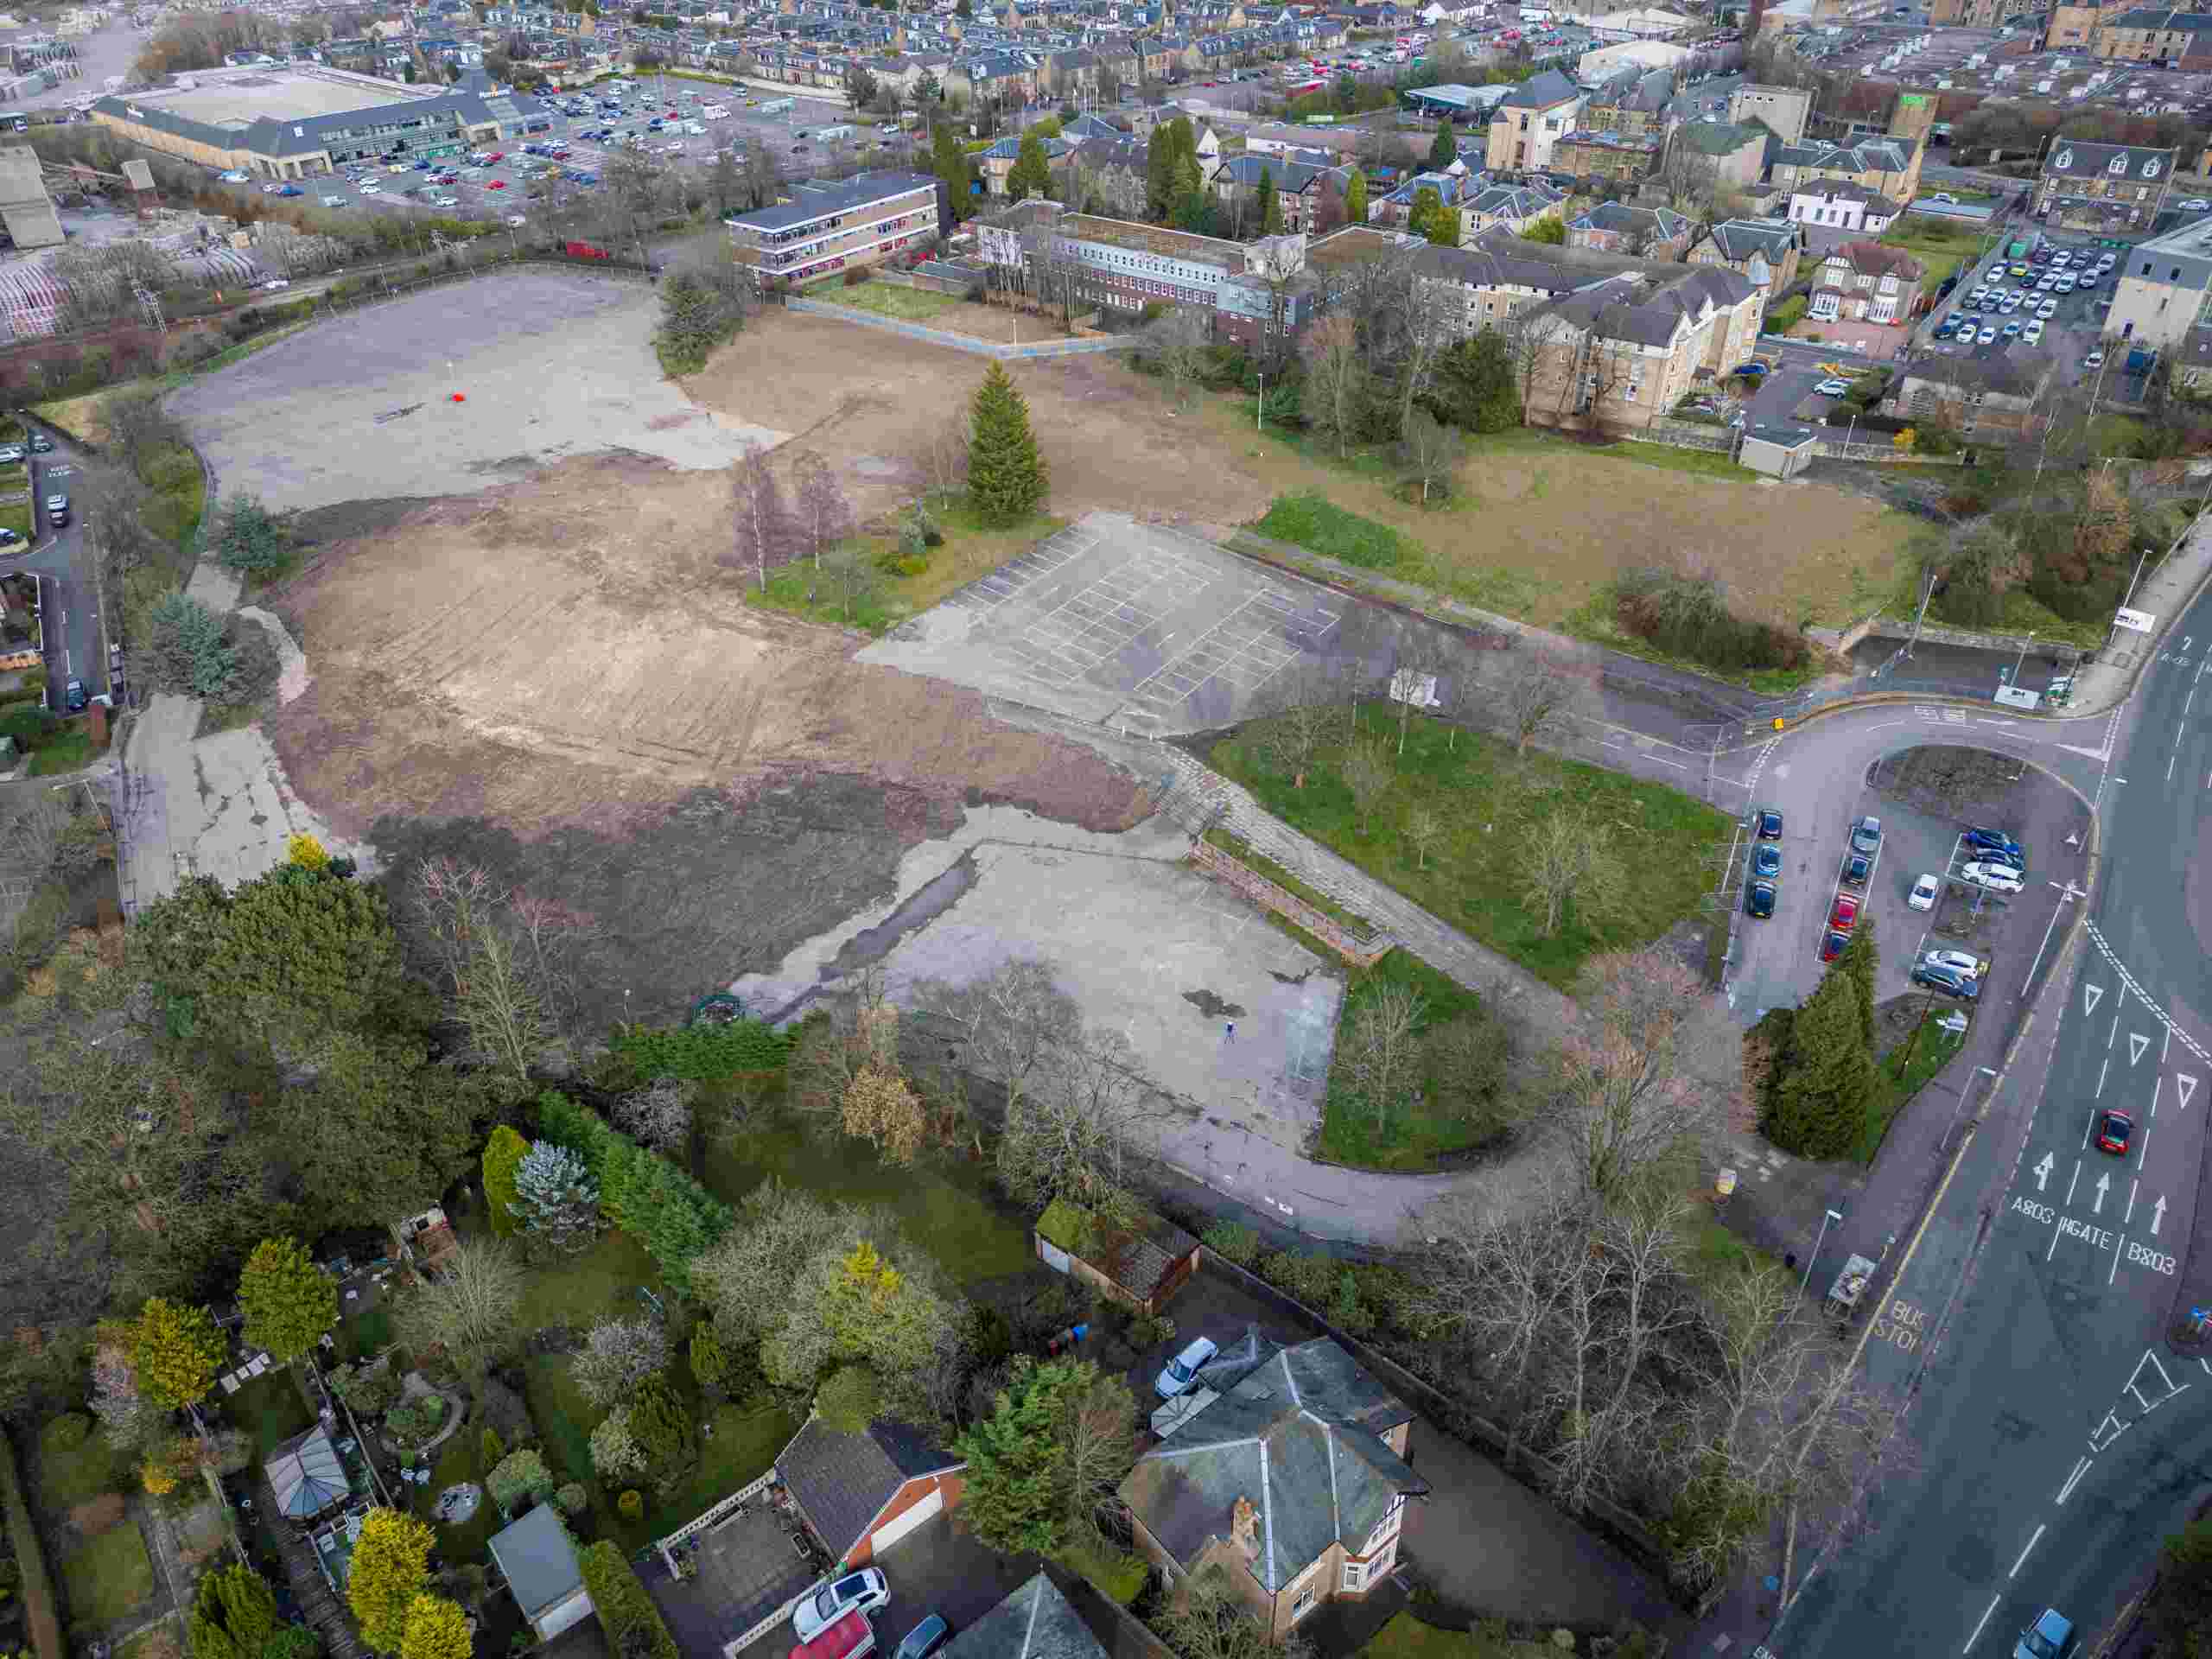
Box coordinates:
[1703,216,1799,261]
[778,1419,963,1559]
[942,1573,1109,1659]
[2044,139,2175,181]
[1497,67,1579,110]
[1817,237,1923,281]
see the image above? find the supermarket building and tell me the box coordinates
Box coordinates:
[90,65,551,181]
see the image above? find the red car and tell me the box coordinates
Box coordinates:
[1830,893,1859,931]
[1821,931,1850,962]
[2096,1109,2133,1156]
[486,180,506,189]
[486,150,505,162]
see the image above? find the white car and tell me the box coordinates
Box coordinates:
[1155,1335,1219,1399]
[261,277,289,290]
[2037,299,2058,319]
[2023,321,2044,344]
[791,1570,890,1643]
[1977,325,1998,343]
[1960,861,2024,894]
[1923,948,1982,977]
[1931,191,1957,203]
[359,182,382,194]
[321,194,346,206]
[1815,378,1852,396]
[1909,874,1940,911]
[506,213,528,226]
[2084,349,2105,368]
[2185,198,2211,211]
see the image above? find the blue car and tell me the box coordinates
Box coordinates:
[276,184,302,196]
[1964,825,2022,858]
[891,1617,949,1659]
[1753,843,1782,879]
[2014,1609,2074,1659]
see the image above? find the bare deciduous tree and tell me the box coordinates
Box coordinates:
[409,857,577,1083]
[569,1314,670,1409]
[915,427,969,504]
[1402,803,1443,870]
[1504,652,1586,754]
[1260,695,1332,788]
[1301,313,1365,461]
[613,1077,694,1154]
[1142,306,1211,410]
[395,1237,524,1394]
[1557,948,1723,1199]
[1399,408,1463,505]
[791,448,854,574]
[1518,817,1619,941]
[1340,981,1426,1129]
[1390,271,1460,439]
[1338,736,1395,836]
[727,442,796,592]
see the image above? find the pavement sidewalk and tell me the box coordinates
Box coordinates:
[2054,493,2212,718]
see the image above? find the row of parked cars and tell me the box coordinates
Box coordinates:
[1903,827,2024,1000]
[790,1570,944,1659]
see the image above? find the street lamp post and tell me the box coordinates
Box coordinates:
[1802,1208,1843,1294]
[2014,628,2034,683]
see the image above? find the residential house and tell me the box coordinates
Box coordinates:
[2091,5,2212,60]
[942,1573,1110,1659]
[776,1417,967,1568]
[1459,180,1566,237]
[1410,226,1643,334]
[1580,64,1674,137]
[1769,135,1923,205]
[1520,263,1764,428]
[1549,127,1659,187]
[1889,352,2055,436]
[1060,111,1124,140]
[1484,68,1585,172]
[1066,133,1150,217]
[1786,180,1901,233]
[1374,168,1478,231]
[979,130,1073,196]
[1121,1340,1428,1642]
[1726,80,1812,146]
[1209,151,1337,232]
[488,1507,595,1642]
[1670,118,1768,190]
[1042,45,1103,94]
[1686,216,1803,297]
[1805,239,1923,325]
[1929,0,2009,20]
[946,48,1039,105]
[1567,200,1692,257]
[2037,139,2176,232]
[266,1428,347,1521]
[2106,213,2212,353]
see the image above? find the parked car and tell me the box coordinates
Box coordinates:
[1753,843,1782,880]
[359,182,381,194]
[1911,963,1980,1000]
[890,1617,949,1659]
[506,213,528,226]
[2016,1609,2076,1659]
[1965,827,2022,857]
[1757,808,1783,839]
[1821,930,1850,962]
[42,493,67,527]
[1960,861,2023,894]
[321,193,347,206]
[27,435,50,454]
[1815,378,1852,396]
[262,277,289,290]
[1978,325,1998,344]
[790,1611,874,1659]
[1909,874,1941,911]
[2185,199,2212,213]
[793,1572,890,1644]
[2094,1112,2133,1158]
[1841,853,1872,887]
[1830,893,1859,931]
[1157,1335,1219,1398]
[0,528,19,547]
[0,445,23,465]
[2084,349,2105,368]
[1924,949,1982,977]
[1850,817,1882,856]
[487,180,506,189]
[64,677,86,712]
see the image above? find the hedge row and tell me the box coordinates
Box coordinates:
[0,1428,61,1659]
[535,1090,732,1293]
[610,1017,791,1082]
[578,1541,678,1659]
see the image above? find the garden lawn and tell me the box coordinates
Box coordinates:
[829,281,964,323]
[35,1417,124,1513]
[416,1431,494,1567]
[1210,705,1735,991]
[1361,1612,1554,1658]
[512,1228,667,1338]
[29,731,96,776]
[1317,952,1487,1171]
[59,1522,154,1636]
[704,1117,1034,1285]
[225,1365,315,1459]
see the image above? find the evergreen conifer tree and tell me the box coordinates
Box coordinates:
[1257,164,1282,234]
[1428,120,1457,170]
[1345,167,1367,225]
[966,363,1048,525]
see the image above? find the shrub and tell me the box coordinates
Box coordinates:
[1611,569,1808,675]
[146,592,240,699]
[207,493,290,576]
[1199,1222,1259,1267]
[615,1491,643,1522]
[1128,1313,1176,1350]
[486,1449,555,1514]
[533,1092,732,1293]
[44,1415,89,1451]
[556,1484,587,1517]
[608,1020,791,1083]
[577,1540,675,1659]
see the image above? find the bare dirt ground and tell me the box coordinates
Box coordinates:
[260,454,1147,1026]
[683,312,1910,631]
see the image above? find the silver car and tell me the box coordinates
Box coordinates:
[1923,949,1981,978]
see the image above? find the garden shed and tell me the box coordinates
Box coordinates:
[1033,1200,1199,1317]
[489,1503,594,1641]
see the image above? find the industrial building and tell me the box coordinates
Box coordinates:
[0,146,62,249]
[89,64,551,182]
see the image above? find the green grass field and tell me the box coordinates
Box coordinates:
[828,280,966,322]
[1317,952,1491,1170]
[35,1418,124,1514]
[512,1228,667,1338]
[60,1522,153,1636]
[747,503,1065,638]
[1361,1612,1557,1658]
[1211,704,1735,991]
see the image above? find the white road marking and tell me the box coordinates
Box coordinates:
[2153,1075,2164,1118]
[2086,984,2106,1019]
[2132,1033,2152,1065]
[2111,1014,2121,1049]
[2113,1233,2126,1283]
[2139,1120,2152,1169]
[2093,1171,2110,1215]
[1967,1595,2002,1652]
[2180,1075,2200,1111]
[2127,1178,2139,1222]
[2170,753,2178,781]
[2097,1057,2110,1097]
[2049,1225,2062,1261]
[2069,1156,2083,1200]
[2009,1523,2046,1579]
[2056,1456,2093,1505]
[2033,1150,2054,1191]
[2153,1195,2169,1235]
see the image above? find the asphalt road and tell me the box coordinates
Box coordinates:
[1771,585,2212,1659]
[19,435,105,709]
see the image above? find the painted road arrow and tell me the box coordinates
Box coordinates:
[2094,1172,2112,1215]
[2154,1195,2169,1236]
[2035,1151,2056,1192]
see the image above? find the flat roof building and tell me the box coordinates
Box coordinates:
[91,65,551,181]
[728,169,944,289]
[1401,81,1515,117]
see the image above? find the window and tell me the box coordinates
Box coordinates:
[1342,1562,1366,1592]
[1292,1587,1319,1621]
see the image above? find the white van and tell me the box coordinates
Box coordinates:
[1960,861,2024,895]
[683,120,705,134]
[702,103,729,118]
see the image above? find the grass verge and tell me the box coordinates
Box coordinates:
[1362,1611,1556,1658]
[59,1522,153,1635]
[1201,826,1371,932]
[747,501,1065,637]
[1861,1008,1969,1163]
[29,731,96,777]
[1209,704,1735,991]
[1317,950,1489,1170]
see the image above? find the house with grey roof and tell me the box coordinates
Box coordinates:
[1770,134,1922,207]
[941,1573,1110,1659]
[2037,139,2177,232]
[1121,1340,1426,1643]
[775,1416,966,1569]
[1687,216,1802,297]
[1566,200,1691,258]
[488,1505,594,1642]
[1483,68,1583,173]
[1459,180,1564,237]
[1785,179,1900,236]
[1517,261,1765,431]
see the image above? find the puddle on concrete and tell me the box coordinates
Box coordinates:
[1181,988,1248,1020]
[823,853,978,980]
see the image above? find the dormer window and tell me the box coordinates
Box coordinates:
[2055,147,2074,168]
[2110,156,2127,175]
[2145,158,2163,177]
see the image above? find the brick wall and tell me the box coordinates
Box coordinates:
[1188,838,1391,967]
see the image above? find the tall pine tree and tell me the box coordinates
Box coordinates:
[1842,913,1878,1050]
[1428,120,1457,170]
[1761,955,1881,1161]
[1145,125,1177,220]
[967,363,1049,525]
[1345,167,1368,226]
[931,122,971,223]
[1256,163,1282,234]
[1007,130,1053,200]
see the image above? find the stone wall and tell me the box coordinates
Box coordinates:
[1188,837,1392,968]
